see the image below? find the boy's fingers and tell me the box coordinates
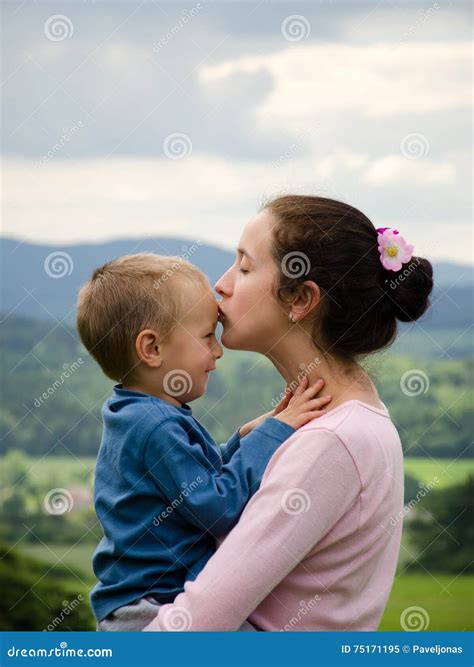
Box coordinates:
[302,396,331,411]
[301,396,332,414]
[303,378,325,397]
[283,386,293,402]
[275,392,292,413]
[293,375,309,396]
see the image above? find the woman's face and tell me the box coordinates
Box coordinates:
[215,209,287,352]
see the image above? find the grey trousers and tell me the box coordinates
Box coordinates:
[97,595,257,632]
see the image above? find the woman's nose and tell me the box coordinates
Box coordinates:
[215,268,233,297]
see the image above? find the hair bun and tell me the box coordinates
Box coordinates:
[388,257,434,322]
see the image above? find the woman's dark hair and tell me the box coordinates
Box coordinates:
[266,195,434,360]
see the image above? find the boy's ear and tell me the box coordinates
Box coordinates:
[135,329,163,368]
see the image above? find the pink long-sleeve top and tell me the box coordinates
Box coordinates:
[145,399,404,632]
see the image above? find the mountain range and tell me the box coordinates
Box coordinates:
[1,236,473,330]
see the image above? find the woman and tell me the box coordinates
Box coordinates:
[145,195,433,631]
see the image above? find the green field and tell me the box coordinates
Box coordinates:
[22,542,96,579]
[19,455,474,489]
[379,574,474,631]
[26,456,95,486]
[404,457,474,488]
[23,534,416,580]
[17,542,474,631]
[9,453,474,631]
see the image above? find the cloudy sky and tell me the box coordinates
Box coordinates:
[1,0,472,262]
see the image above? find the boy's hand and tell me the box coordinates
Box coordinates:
[272,376,331,430]
[239,377,330,437]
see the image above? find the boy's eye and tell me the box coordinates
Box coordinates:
[206,332,214,338]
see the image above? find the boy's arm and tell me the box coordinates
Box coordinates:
[221,378,329,460]
[218,429,241,464]
[143,430,362,631]
[143,416,295,537]
[144,379,330,537]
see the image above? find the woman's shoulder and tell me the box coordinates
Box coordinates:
[257,399,403,528]
[298,398,390,433]
[282,399,403,485]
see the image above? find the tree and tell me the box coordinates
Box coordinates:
[408,476,474,573]
[0,542,95,631]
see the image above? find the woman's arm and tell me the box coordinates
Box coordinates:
[144,428,362,631]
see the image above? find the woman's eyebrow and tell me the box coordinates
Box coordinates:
[237,247,254,262]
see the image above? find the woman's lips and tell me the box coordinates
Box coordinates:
[217,305,226,321]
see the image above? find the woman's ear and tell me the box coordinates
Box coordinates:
[135,329,163,368]
[290,281,321,322]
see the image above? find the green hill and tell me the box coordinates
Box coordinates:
[0,313,472,459]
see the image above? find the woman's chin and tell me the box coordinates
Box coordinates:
[220,331,236,349]
[221,330,259,352]
[220,326,242,350]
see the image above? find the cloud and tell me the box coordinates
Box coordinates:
[2,154,470,263]
[341,2,470,44]
[199,41,471,128]
[363,155,456,186]
[1,2,470,264]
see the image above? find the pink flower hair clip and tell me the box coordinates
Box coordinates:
[376,227,414,272]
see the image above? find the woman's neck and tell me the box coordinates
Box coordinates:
[265,327,381,411]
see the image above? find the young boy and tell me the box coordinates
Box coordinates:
[76,252,329,631]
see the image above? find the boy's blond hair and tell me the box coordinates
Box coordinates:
[76,252,209,381]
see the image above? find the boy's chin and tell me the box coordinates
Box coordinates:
[186,383,207,403]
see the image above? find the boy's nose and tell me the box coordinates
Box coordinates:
[213,341,223,359]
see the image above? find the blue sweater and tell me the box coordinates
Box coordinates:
[90,386,295,622]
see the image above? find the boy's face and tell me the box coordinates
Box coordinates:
[159,287,223,404]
